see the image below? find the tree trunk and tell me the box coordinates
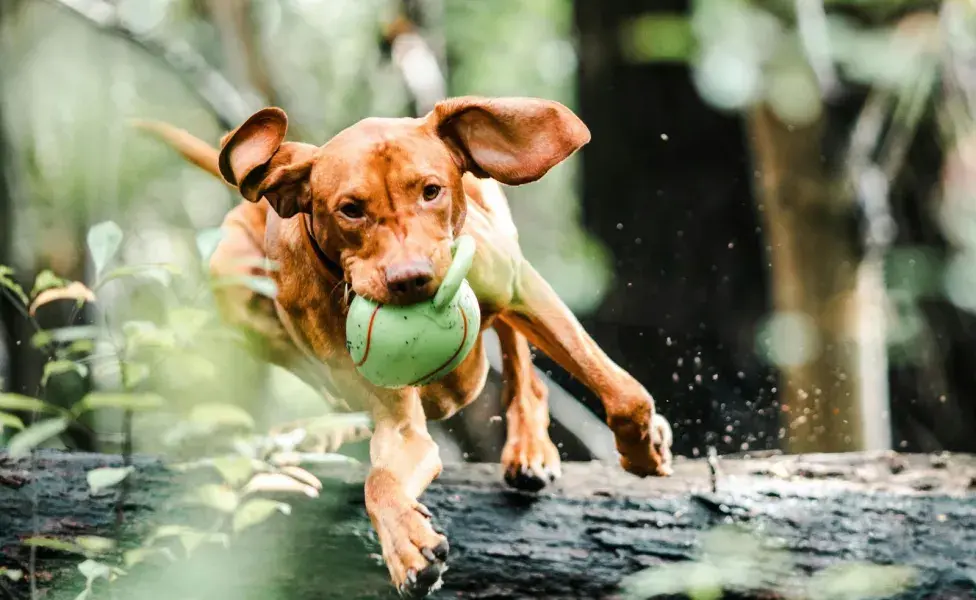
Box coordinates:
[2,451,975,599]
[747,106,868,454]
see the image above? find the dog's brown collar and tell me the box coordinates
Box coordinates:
[300,213,345,283]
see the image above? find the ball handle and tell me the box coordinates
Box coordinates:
[432,235,475,312]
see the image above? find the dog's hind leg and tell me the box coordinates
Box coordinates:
[493,319,561,491]
[209,205,363,450]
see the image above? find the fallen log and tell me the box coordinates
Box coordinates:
[1,451,975,599]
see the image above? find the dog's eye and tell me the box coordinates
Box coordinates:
[339,203,364,219]
[422,184,442,201]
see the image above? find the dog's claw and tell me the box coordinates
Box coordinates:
[415,502,433,519]
[433,538,450,560]
[398,561,446,599]
[504,466,550,492]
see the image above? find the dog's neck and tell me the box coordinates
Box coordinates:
[300,212,345,284]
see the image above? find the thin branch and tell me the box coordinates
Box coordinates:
[0,287,41,335]
[45,0,257,130]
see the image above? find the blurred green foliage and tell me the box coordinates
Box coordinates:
[0,0,608,313]
[620,525,916,600]
[1,217,361,598]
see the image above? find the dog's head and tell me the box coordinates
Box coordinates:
[217,97,590,305]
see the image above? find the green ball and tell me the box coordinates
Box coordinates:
[346,236,481,389]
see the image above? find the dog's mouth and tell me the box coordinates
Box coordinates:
[349,274,442,307]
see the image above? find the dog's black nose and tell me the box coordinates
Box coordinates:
[385,260,434,302]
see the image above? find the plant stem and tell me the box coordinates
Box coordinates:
[115,345,133,531]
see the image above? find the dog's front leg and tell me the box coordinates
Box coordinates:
[365,387,448,598]
[504,262,673,478]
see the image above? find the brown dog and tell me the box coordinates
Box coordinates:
[140,96,672,597]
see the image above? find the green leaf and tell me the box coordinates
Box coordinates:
[123,547,172,568]
[807,563,916,600]
[87,466,134,494]
[233,499,291,533]
[95,263,180,289]
[0,411,25,431]
[182,483,239,513]
[157,353,217,384]
[72,393,165,417]
[122,361,151,387]
[42,360,89,385]
[163,528,230,557]
[146,524,197,545]
[22,536,85,555]
[212,274,278,299]
[122,321,176,350]
[31,269,67,296]
[188,403,255,431]
[67,339,96,355]
[32,326,100,348]
[123,548,154,568]
[31,331,53,348]
[0,567,23,581]
[211,456,254,487]
[196,228,225,263]
[7,418,70,457]
[77,559,114,582]
[0,270,28,306]
[74,536,117,555]
[86,221,124,278]
[167,307,213,340]
[0,394,65,415]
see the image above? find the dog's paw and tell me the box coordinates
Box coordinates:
[501,431,562,492]
[374,500,449,599]
[617,412,674,478]
[651,412,674,476]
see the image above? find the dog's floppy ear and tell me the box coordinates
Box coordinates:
[218,107,317,218]
[430,96,591,186]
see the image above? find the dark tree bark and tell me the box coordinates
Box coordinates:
[2,451,975,599]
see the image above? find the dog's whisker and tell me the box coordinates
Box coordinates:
[327,279,345,300]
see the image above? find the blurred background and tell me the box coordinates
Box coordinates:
[1,0,975,465]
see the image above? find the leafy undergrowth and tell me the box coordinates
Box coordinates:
[620,525,917,600]
[1,220,368,598]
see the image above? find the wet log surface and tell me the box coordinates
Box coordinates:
[1,451,976,599]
